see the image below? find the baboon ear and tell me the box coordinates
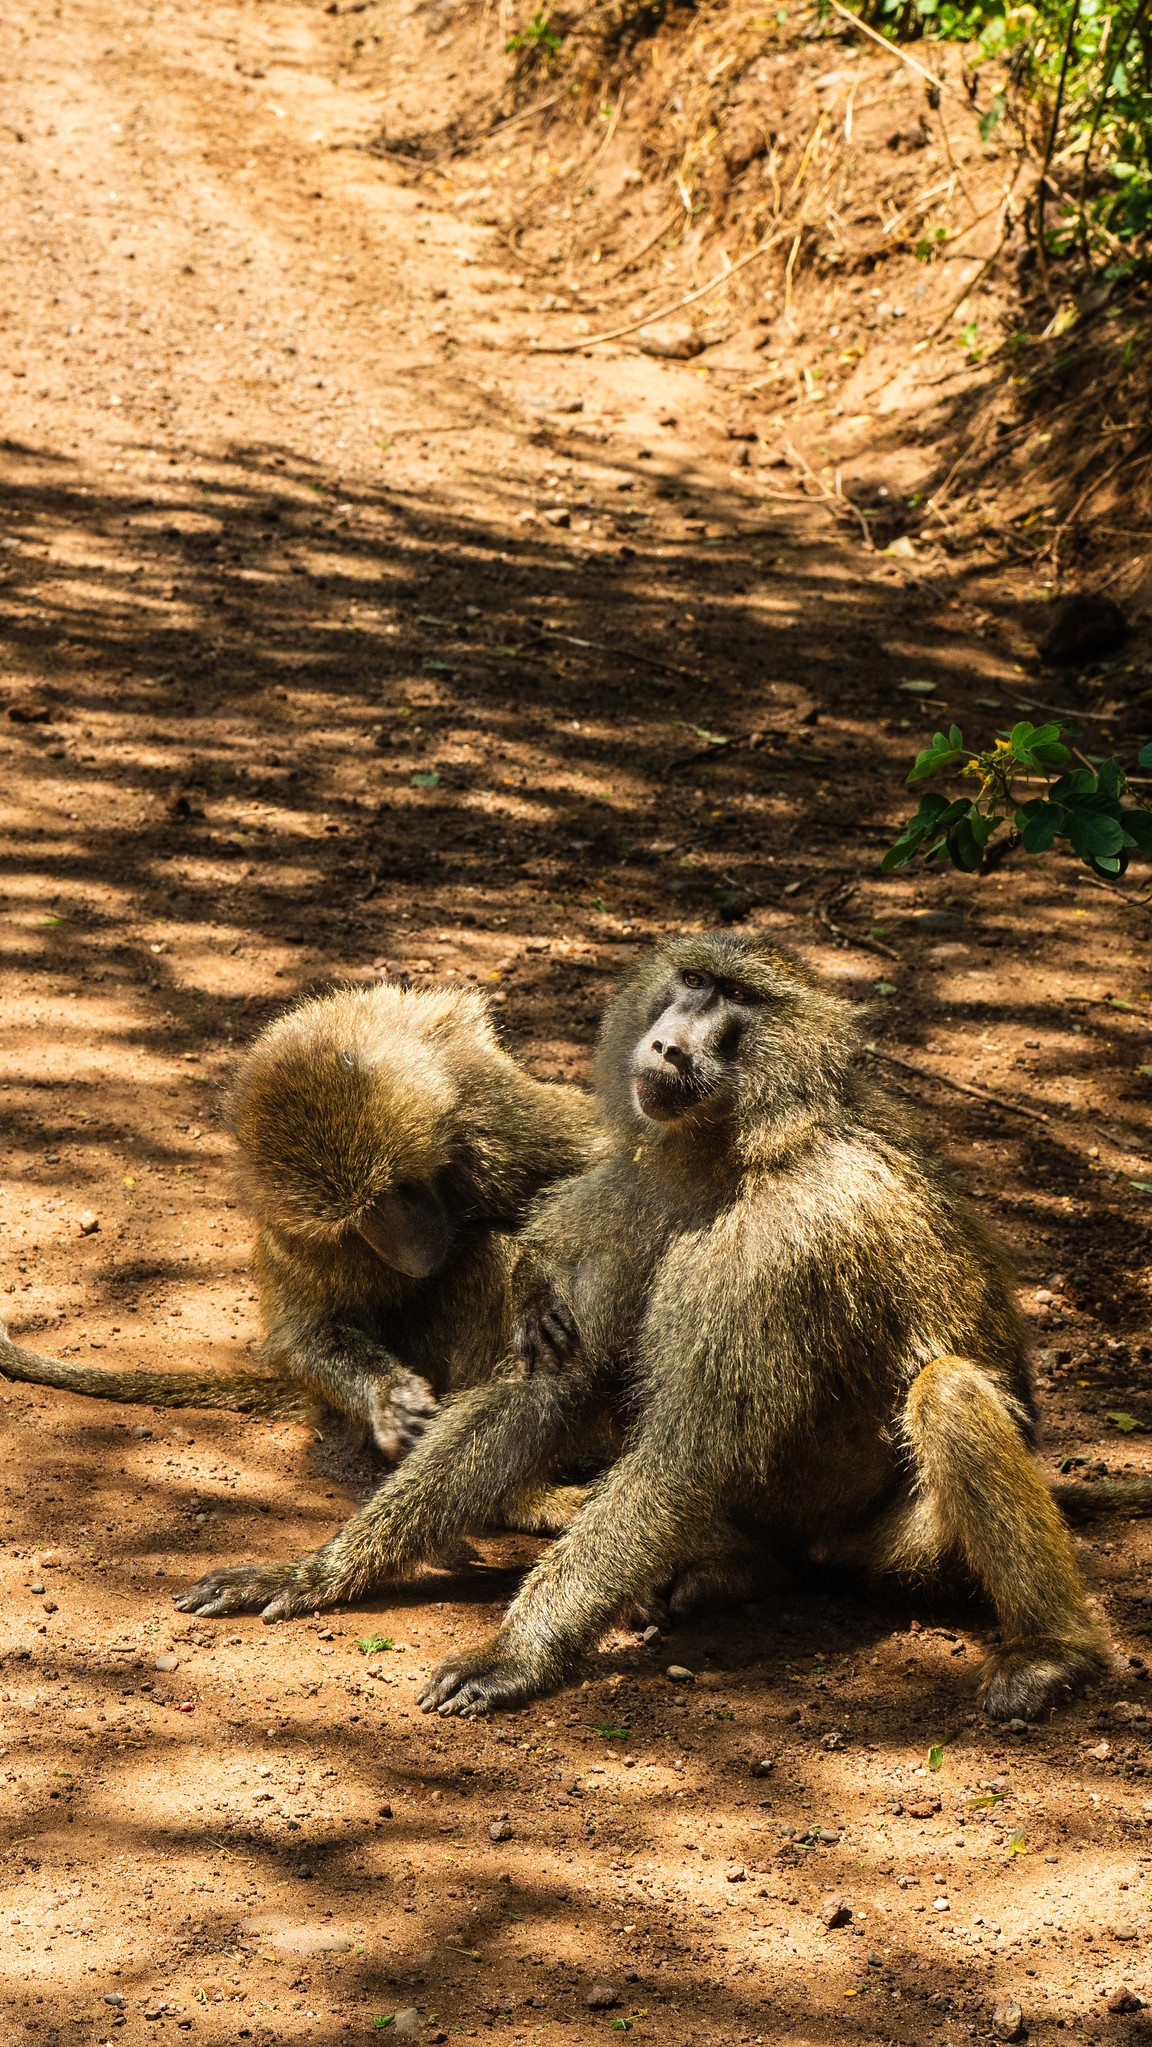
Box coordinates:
[358,1182,453,1278]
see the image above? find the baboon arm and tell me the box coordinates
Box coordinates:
[420,1393,725,1714]
[175,1367,589,1620]
[0,1325,309,1419]
[273,1319,438,1459]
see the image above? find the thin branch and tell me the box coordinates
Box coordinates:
[1035,0,1081,304]
[827,1,969,110]
[865,1043,1051,1124]
[526,227,789,355]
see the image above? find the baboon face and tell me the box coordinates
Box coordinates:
[357,1178,454,1278]
[631,962,767,1124]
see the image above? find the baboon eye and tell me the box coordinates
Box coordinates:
[681,970,708,990]
[726,984,760,1006]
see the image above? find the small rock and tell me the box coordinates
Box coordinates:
[750,1757,774,1777]
[28,1582,45,1596]
[144,2005,167,2022]
[908,1798,941,1819]
[154,1653,179,1673]
[665,1665,694,1684]
[378,1803,393,1819]
[489,1819,514,1841]
[725,1864,747,1883]
[725,414,758,441]
[7,698,54,724]
[821,1730,844,1751]
[392,2010,422,2036]
[992,1999,1025,2042]
[1111,1923,1138,1941]
[818,1893,852,1930]
[641,1624,661,1643]
[542,507,571,527]
[1089,1739,1112,1760]
[105,1992,127,2007]
[933,1897,951,1912]
[1108,1989,1140,2013]
[1037,590,1127,666]
[637,320,705,360]
[42,1600,58,1614]
[77,1211,100,1235]
[586,1984,620,2009]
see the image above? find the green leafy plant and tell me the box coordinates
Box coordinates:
[884,723,1152,877]
[506,10,564,54]
[357,1634,394,1655]
[592,1723,630,1738]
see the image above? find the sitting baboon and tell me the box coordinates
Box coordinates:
[177,934,1133,1723]
[1,979,600,1468]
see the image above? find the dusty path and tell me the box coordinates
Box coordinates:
[3,3,1152,2046]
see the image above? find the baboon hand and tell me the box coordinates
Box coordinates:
[978,1637,1108,1721]
[417,1641,546,1717]
[174,1562,300,1619]
[512,1288,579,1375]
[369,1370,439,1460]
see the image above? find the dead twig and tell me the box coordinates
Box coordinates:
[827,0,970,111]
[782,437,874,549]
[865,1043,1051,1124]
[817,898,902,960]
[528,622,700,683]
[526,227,789,355]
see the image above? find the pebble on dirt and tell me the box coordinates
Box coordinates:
[1036,590,1128,666]
[489,1819,514,1841]
[637,320,705,359]
[586,1984,621,2009]
[665,1664,694,1683]
[154,1653,179,1672]
[817,1893,852,1930]
[1108,1989,1141,2013]
[992,1999,1025,2041]
[392,2010,422,2035]
[76,1210,100,1235]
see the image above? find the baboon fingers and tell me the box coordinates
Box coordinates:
[174,1563,298,1618]
[512,1290,579,1375]
[368,1371,440,1460]
[977,1637,1109,1721]
[417,1644,538,1717]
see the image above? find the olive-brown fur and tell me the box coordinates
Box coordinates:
[1,980,601,1465]
[175,936,1116,1724]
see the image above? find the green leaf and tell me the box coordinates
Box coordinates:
[1006,1829,1027,1857]
[421,659,455,675]
[374,2019,395,2030]
[611,2022,633,2033]
[1138,743,1152,770]
[37,916,66,926]
[1016,798,1065,853]
[358,1634,394,1655]
[978,91,1005,141]
[1122,807,1152,852]
[907,728,968,785]
[967,1790,1006,1809]
[947,809,993,872]
[1051,768,1099,802]
[1067,809,1125,862]
[1097,756,1125,801]
[593,1724,630,1739]
[411,771,441,789]
[898,679,937,694]
[928,1728,959,1770]
[1107,1411,1144,1433]
[1131,1180,1152,1193]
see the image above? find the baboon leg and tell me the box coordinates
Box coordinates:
[882,1354,1108,1720]
[175,1371,589,1620]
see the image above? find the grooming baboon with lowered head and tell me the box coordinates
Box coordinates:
[178,934,1126,1723]
[1,980,601,1467]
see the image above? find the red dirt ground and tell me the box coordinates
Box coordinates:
[3,3,1152,2046]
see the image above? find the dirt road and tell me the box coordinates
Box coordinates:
[3,2,1152,2044]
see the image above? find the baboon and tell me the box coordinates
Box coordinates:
[1,979,601,1465]
[177,934,1132,1722]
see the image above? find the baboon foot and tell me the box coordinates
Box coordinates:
[369,1371,439,1461]
[174,1562,300,1618]
[978,1637,1108,1721]
[513,1288,579,1375]
[418,1641,547,1717]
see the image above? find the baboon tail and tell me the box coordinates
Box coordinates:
[0,1327,311,1420]
[1051,1479,1152,1523]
